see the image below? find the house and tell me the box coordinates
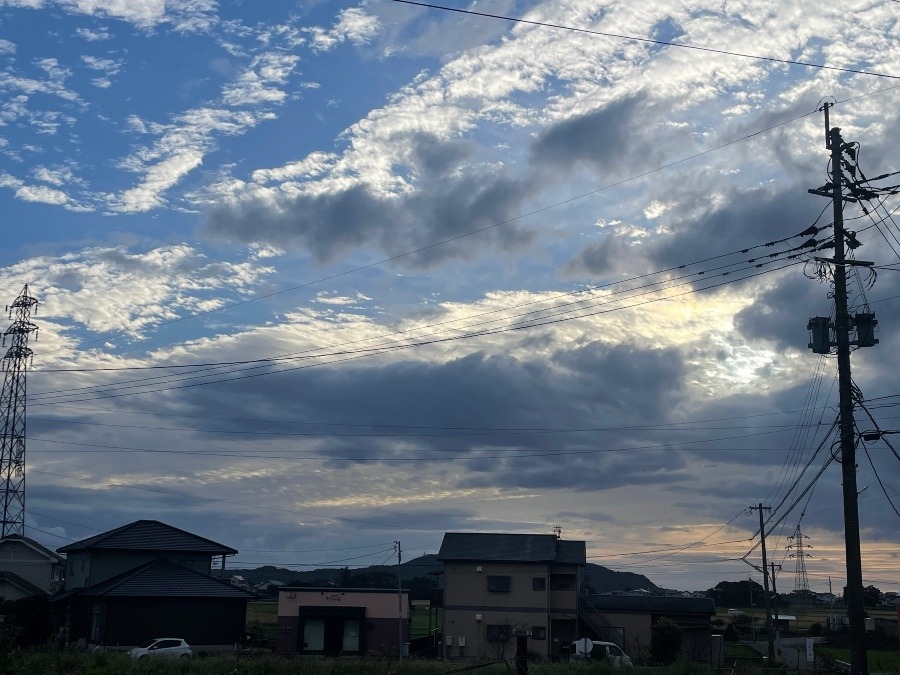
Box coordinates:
[276,587,409,657]
[580,594,717,663]
[50,520,256,648]
[0,535,65,598]
[437,532,586,660]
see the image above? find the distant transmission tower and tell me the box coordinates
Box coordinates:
[0,285,38,537]
[786,524,812,595]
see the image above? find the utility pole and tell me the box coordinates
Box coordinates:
[749,504,774,660]
[0,285,38,538]
[807,104,870,675]
[770,563,782,639]
[396,540,404,660]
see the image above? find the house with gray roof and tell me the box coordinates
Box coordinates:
[437,532,586,660]
[51,520,254,649]
[580,594,717,663]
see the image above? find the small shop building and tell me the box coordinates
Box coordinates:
[276,587,409,657]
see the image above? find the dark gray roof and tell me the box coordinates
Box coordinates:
[583,594,717,615]
[437,533,586,565]
[57,520,237,555]
[58,558,257,599]
[0,570,47,597]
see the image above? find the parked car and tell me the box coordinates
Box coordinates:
[571,639,633,666]
[127,638,193,659]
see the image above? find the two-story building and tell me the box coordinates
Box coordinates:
[0,535,65,600]
[51,520,256,648]
[438,532,586,660]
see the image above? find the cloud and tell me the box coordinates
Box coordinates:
[307,7,380,53]
[221,52,299,106]
[205,146,537,267]
[111,107,272,212]
[1,242,274,337]
[0,39,15,54]
[3,0,220,31]
[0,171,88,210]
[74,26,111,41]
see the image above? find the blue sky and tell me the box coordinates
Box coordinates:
[0,0,898,593]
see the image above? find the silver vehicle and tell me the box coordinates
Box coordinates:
[571,638,633,666]
[127,637,193,659]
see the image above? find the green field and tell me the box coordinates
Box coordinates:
[816,648,900,673]
[715,605,897,633]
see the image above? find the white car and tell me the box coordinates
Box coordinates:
[571,639,633,666]
[127,637,193,659]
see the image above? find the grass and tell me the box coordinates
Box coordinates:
[816,648,900,673]
[0,649,717,675]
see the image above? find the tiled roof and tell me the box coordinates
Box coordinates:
[583,594,717,615]
[0,570,48,597]
[65,558,257,599]
[437,533,586,565]
[57,520,237,555]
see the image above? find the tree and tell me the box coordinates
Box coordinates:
[706,580,765,608]
[843,584,882,607]
[650,617,682,665]
[863,585,882,607]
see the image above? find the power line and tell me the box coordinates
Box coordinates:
[390,0,900,81]
[29,259,809,407]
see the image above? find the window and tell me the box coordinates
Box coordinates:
[532,577,546,591]
[487,575,511,592]
[531,626,546,640]
[549,573,574,590]
[486,624,512,642]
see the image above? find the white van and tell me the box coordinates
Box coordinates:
[571,638,633,666]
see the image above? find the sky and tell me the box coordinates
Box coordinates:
[0,0,898,594]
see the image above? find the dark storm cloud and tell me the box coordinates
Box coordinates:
[176,340,688,491]
[645,184,822,271]
[561,232,628,277]
[204,134,536,268]
[530,94,661,176]
[733,273,827,350]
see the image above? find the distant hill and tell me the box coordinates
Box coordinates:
[224,553,658,594]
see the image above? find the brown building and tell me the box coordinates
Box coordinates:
[276,587,409,657]
[438,532,586,660]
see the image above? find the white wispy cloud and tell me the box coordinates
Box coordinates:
[111,107,274,212]
[2,0,220,31]
[307,7,380,53]
[74,26,111,41]
[0,39,15,53]
[221,52,299,106]
[1,242,274,338]
[0,171,89,210]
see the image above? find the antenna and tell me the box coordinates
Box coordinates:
[0,284,39,538]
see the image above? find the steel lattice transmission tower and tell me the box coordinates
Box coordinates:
[0,285,39,538]
[786,524,812,594]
